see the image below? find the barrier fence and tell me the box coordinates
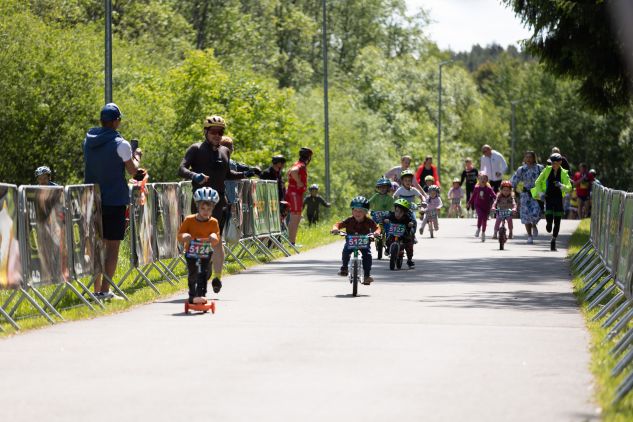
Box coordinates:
[572,184,633,402]
[0,179,293,331]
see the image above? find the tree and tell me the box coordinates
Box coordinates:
[501,0,632,111]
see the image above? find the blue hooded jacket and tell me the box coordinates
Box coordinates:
[83,127,129,206]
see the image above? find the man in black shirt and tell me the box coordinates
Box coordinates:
[261,154,287,201]
[460,157,479,216]
[178,115,250,294]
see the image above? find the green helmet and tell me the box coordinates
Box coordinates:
[394,198,411,210]
[350,195,370,210]
[401,169,415,179]
[424,175,435,182]
[376,177,391,187]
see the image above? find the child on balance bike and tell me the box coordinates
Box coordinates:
[384,198,416,268]
[369,177,395,257]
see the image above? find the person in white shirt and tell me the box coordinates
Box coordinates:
[480,144,508,193]
[384,155,424,193]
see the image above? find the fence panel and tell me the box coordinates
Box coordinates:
[65,184,103,279]
[590,185,602,247]
[599,189,612,264]
[153,183,181,260]
[607,191,624,273]
[617,194,633,299]
[251,180,270,236]
[179,181,193,219]
[18,186,69,286]
[267,182,282,233]
[241,180,254,237]
[130,185,157,267]
[0,183,23,289]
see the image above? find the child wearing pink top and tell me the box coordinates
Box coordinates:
[468,172,496,242]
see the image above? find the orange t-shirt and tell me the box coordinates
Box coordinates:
[178,215,221,246]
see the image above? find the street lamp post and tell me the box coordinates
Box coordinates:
[322,0,331,202]
[437,60,452,183]
[105,0,113,103]
[510,99,523,172]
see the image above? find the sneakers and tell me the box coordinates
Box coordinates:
[338,267,348,277]
[533,225,538,237]
[407,260,415,268]
[193,297,208,304]
[419,226,424,235]
[509,230,513,239]
[363,275,373,285]
[211,277,222,293]
[481,232,486,242]
[475,228,480,237]
[527,236,534,245]
[546,221,552,233]
[550,237,557,251]
[95,291,123,301]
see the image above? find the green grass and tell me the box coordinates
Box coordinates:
[568,219,633,421]
[0,217,338,338]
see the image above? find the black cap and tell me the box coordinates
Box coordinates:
[272,155,286,164]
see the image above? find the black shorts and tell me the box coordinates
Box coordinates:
[102,205,127,241]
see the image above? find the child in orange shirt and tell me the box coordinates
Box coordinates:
[178,187,221,304]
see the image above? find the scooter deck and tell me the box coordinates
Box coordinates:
[184,301,216,314]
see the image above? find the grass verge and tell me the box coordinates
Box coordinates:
[568,218,633,421]
[0,216,339,338]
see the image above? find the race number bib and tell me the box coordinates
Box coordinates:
[370,210,390,223]
[346,235,370,250]
[387,223,407,237]
[185,240,212,259]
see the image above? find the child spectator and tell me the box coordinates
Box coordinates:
[447,178,464,218]
[420,185,442,235]
[492,181,517,239]
[331,196,381,284]
[461,158,479,217]
[303,184,330,225]
[468,172,496,242]
[35,166,58,186]
[178,187,221,302]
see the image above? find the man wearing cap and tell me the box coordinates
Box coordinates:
[261,155,287,202]
[285,147,313,245]
[480,144,508,193]
[179,115,251,293]
[84,103,142,300]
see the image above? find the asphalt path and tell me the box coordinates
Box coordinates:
[0,219,598,422]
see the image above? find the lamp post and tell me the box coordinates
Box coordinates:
[105,0,113,103]
[437,60,453,183]
[322,0,331,201]
[510,99,523,172]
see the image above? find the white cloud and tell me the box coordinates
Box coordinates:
[407,0,532,52]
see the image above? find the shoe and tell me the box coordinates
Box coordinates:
[413,238,418,244]
[546,222,552,233]
[527,236,534,245]
[211,277,222,293]
[509,231,513,239]
[98,291,123,301]
[338,268,348,277]
[419,227,424,235]
[550,237,557,251]
[475,228,480,237]
[407,260,415,268]
[363,275,373,285]
[481,232,486,242]
[533,226,538,237]
[193,297,208,304]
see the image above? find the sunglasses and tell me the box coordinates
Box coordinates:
[207,128,225,135]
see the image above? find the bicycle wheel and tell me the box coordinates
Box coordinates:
[352,260,359,296]
[396,256,403,269]
[376,238,383,260]
[499,227,506,250]
[389,243,399,270]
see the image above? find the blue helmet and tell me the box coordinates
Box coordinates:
[350,195,370,210]
[376,177,391,188]
[193,187,219,204]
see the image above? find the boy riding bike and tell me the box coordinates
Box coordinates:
[369,177,395,257]
[393,169,426,238]
[384,199,416,268]
[178,187,221,304]
[331,196,381,285]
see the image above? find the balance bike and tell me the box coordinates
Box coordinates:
[386,223,407,270]
[497,209,512,251]
[371,210,390,260]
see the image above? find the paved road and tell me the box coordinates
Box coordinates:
[0,219,597,422]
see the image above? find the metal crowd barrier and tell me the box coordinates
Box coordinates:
[571,184,633,402]
[0,178,295,331]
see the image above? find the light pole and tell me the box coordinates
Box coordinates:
[510,99,523,172]
[437,60,452,183]
[105,0,113,103]
[322,0,331,201]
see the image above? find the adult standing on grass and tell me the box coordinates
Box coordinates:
[83,103,142,300]
[285,147,312,246]
[178,115,252,294]
[510,151,544,245]
[480,144,508,193]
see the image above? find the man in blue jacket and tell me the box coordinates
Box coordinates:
[83,103,142,300]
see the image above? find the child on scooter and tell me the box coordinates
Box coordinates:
[420,185,442,235]
[468,172,496,242]
[492,180,517,240]
[331,196,381,284]
[178,187,221,304]
[447,178,464,218]
[384,199,416,268]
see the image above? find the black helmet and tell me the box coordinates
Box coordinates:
[350,195,370,210]
[272,154,286,165]
[549,153,563,162]
[299,147,313,162]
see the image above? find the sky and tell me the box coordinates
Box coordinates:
[406,0,533,52]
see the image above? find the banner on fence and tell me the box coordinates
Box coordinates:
[153,183,180,260]
[599,189,611,264]
[179,181,193,219]
[130,185,157,267]
[251,181,269,236]
[617,194,633,298]
[65,185,103,279]
[0,184,22,289]
[591,185,602,246]
[19,186,69,286]
[267,182,282,233]
[606,191,624,272]
[240,180,253,237]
